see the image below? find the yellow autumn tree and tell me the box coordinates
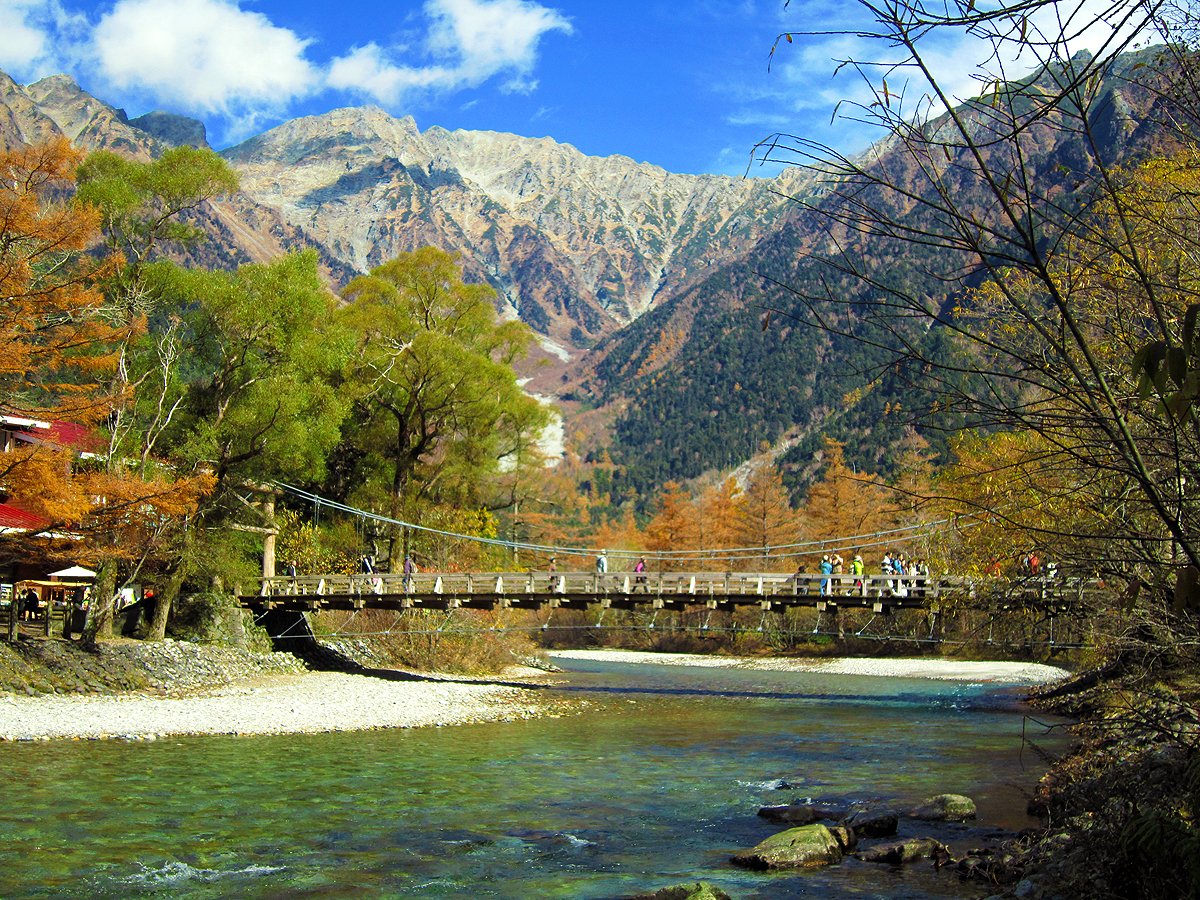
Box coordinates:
[0,139,125,557]
[801,438,893,545]
[733,463,797,571]
[697,476,743,564]
[644,481,699,570]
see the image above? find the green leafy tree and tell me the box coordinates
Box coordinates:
[138,251,350,639]
[336,247,550,569]
[70,147,240,644]
[75,146,239,282]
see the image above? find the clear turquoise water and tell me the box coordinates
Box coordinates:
[0,658,1063,898]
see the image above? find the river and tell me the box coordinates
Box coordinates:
[0,655,1065,898]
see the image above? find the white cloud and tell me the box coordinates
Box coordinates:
[0,0,50,71]
[0,0,570,143]
[0,0,88,78]
[330,0,571,105]
[426,0,571,92]
[91,0,319,125]
[327,43,450,106]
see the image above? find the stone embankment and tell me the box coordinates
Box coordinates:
[0,637,306,696]
[0,638,556,741]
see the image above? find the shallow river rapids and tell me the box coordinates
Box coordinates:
[0,654,1066,898]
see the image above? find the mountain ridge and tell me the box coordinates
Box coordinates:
[0,71,803,356]
[0,53,1173,506]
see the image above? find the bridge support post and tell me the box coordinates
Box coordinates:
[815,601,843,639]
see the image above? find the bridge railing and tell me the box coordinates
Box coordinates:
[252,570,956,599]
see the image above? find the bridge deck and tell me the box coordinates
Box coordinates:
[239,571,1095,615]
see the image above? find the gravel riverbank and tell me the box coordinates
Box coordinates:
[0,642,1068,742]
[0,638,558,741]
[0,670,552,741]
[548,649,1070,686]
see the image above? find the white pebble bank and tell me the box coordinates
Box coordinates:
[0,672,549,741]
[549,649,1069,686]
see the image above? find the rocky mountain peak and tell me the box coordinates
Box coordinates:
[0,68,804,355]
[129,110,209,148]
[21,74,157,159]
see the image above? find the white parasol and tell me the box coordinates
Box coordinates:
[48,565,96,579]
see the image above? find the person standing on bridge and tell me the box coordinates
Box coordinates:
[596,550,608,586]
[851,553,865,592]
[830,552,844,595]
[634,556,647,592]
[819,554,833,596]
[403,554,417,592]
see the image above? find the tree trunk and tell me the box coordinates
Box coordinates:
[146,565,187,642]
[82,558,119,647]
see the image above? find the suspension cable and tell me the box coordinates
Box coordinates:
[273,482,963,564]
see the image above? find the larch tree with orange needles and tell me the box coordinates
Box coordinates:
[0,138,126,565]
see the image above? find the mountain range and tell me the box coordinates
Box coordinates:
[0,53,1170,502]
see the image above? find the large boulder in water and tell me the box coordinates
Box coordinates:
[842,808,899,837]
[631,882,732,900]
[731,823,844,870]
[856,837,949,865]
[908,793,977,822]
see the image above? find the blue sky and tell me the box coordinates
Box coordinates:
[0,0,1130,176]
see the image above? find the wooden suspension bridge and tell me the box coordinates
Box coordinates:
[240,569,1101,618]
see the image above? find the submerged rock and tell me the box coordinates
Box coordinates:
[908,793,977,821]
[856,837,948,865]
[631,881,733,900]
[842,808,899,837]
[731,823,843,870]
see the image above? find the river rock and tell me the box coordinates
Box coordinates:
[757,803,819,825]
[856,837,948,864]
[908,793,977,821]
[631,882,732,900]
[828,824,858,853]
[730,823,843,870]
[842,808,899,837]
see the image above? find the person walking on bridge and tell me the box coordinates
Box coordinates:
[596,550,608,588]
[634,556,647,592]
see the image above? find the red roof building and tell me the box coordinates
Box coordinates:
[0,502,48,533]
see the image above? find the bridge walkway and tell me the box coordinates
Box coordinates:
[239,570,1097,617]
